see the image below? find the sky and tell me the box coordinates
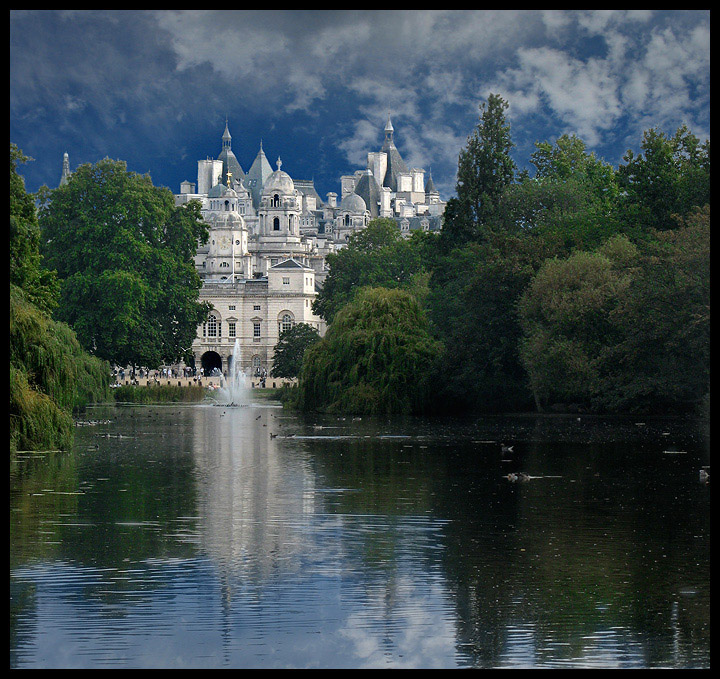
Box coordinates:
[10,10,710,203]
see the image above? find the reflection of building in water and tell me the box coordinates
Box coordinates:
[190,406,317,584]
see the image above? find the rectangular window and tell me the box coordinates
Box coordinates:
[229,305,236,311]
[228,322,236,338]
[254,305,261,311]
[283,277,290,285]
[253,322,261,338]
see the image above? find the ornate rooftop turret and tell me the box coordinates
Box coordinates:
[218,119,245,187]
[380,116,409,191]
[60,152,71,187]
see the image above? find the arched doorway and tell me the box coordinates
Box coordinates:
[201,351,223,375]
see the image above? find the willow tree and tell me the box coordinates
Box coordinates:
[38,158,211,369]
[10,144,110,452]
[298,287,443,416]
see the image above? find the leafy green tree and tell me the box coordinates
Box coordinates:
[10,144,59,315]
[313,218,433,323]
[298,287,443,416]
[517,236,638,411]
[616,125,710,234]
[489,134,622,253]
[271,323,321,379]
[38,158,211,368]
[427,240,535,414]
[439,94,517,251]
[10,144,110,452]
[594,207,710,413]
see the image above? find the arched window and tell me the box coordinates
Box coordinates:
[279,313,293,335]
[273,217,280,231]
[224,200,230,211]
[344,214,350,226]
[273,194,280,207]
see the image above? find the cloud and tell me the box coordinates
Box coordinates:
[10,10,710,196]
[486,11,710,154]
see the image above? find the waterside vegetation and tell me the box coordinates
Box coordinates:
[10,145,111,453]
[300,95,709,417]
[9,93,710,447]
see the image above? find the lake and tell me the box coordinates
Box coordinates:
[9,398,710,669]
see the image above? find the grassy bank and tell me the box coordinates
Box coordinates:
[112,384,207,403]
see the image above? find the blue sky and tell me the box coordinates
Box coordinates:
[10,10,710,203]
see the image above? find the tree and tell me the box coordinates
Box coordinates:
[298,288,443,416]
[439,93,517,251]
[10,144,59,315]
[38,158,211,368]
[312,218,433,324]
[427,240,535,414]
[616,125,710,234]
[271,323,321,379]
[10,144,110,452]
[517,236,638,411]
[594,207,710,413]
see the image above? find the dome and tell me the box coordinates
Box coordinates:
[262,157,295,196]
[214,211,245,227]
[340,192,367,214]
[207,182,237,198]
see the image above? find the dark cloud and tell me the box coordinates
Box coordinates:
[11,10,710,200]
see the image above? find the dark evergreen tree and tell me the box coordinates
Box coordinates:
[271,323,321,379]
[439,93,517,252]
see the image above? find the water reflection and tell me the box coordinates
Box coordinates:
[10,405,710,668]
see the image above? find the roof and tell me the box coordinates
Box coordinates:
[353,170,381,217]
[381,141,409,192]
[271,258,313,270]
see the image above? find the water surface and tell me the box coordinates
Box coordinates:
[10,401,710,668]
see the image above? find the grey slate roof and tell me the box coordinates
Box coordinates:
[271,258,312,270]
[353,170,381,217]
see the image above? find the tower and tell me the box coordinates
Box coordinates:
[59,152,71,187]
[218,119,245,188]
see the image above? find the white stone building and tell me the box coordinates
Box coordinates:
[58,117,445,379]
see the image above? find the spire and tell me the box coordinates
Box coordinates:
[222,118,232,150]
[60,152,71,186]
[384,115,394,146]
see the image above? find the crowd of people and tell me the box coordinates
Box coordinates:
[110,364,271,388]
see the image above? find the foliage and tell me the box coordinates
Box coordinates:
[427,240,536,413]
[38,158,211,368]
[517,236,638,410]
[425,118,708,416]
[10,144,60,315]
[10,285,112,452]
[298,288,443,416]
[312,218,434,323]
[616,125,710,234]
[10,144,111,452]
[112,384,207,403]
[593,207,710,413]
[271,323,321,379]
[439,94,516,251]
[517,208,709,415]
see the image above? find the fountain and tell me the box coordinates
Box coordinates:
[215,338,250,406]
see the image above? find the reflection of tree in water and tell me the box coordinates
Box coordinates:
[309,414,710,668]
[432,419,710,668]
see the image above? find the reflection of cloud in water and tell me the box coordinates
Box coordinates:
[339,573,461,668]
